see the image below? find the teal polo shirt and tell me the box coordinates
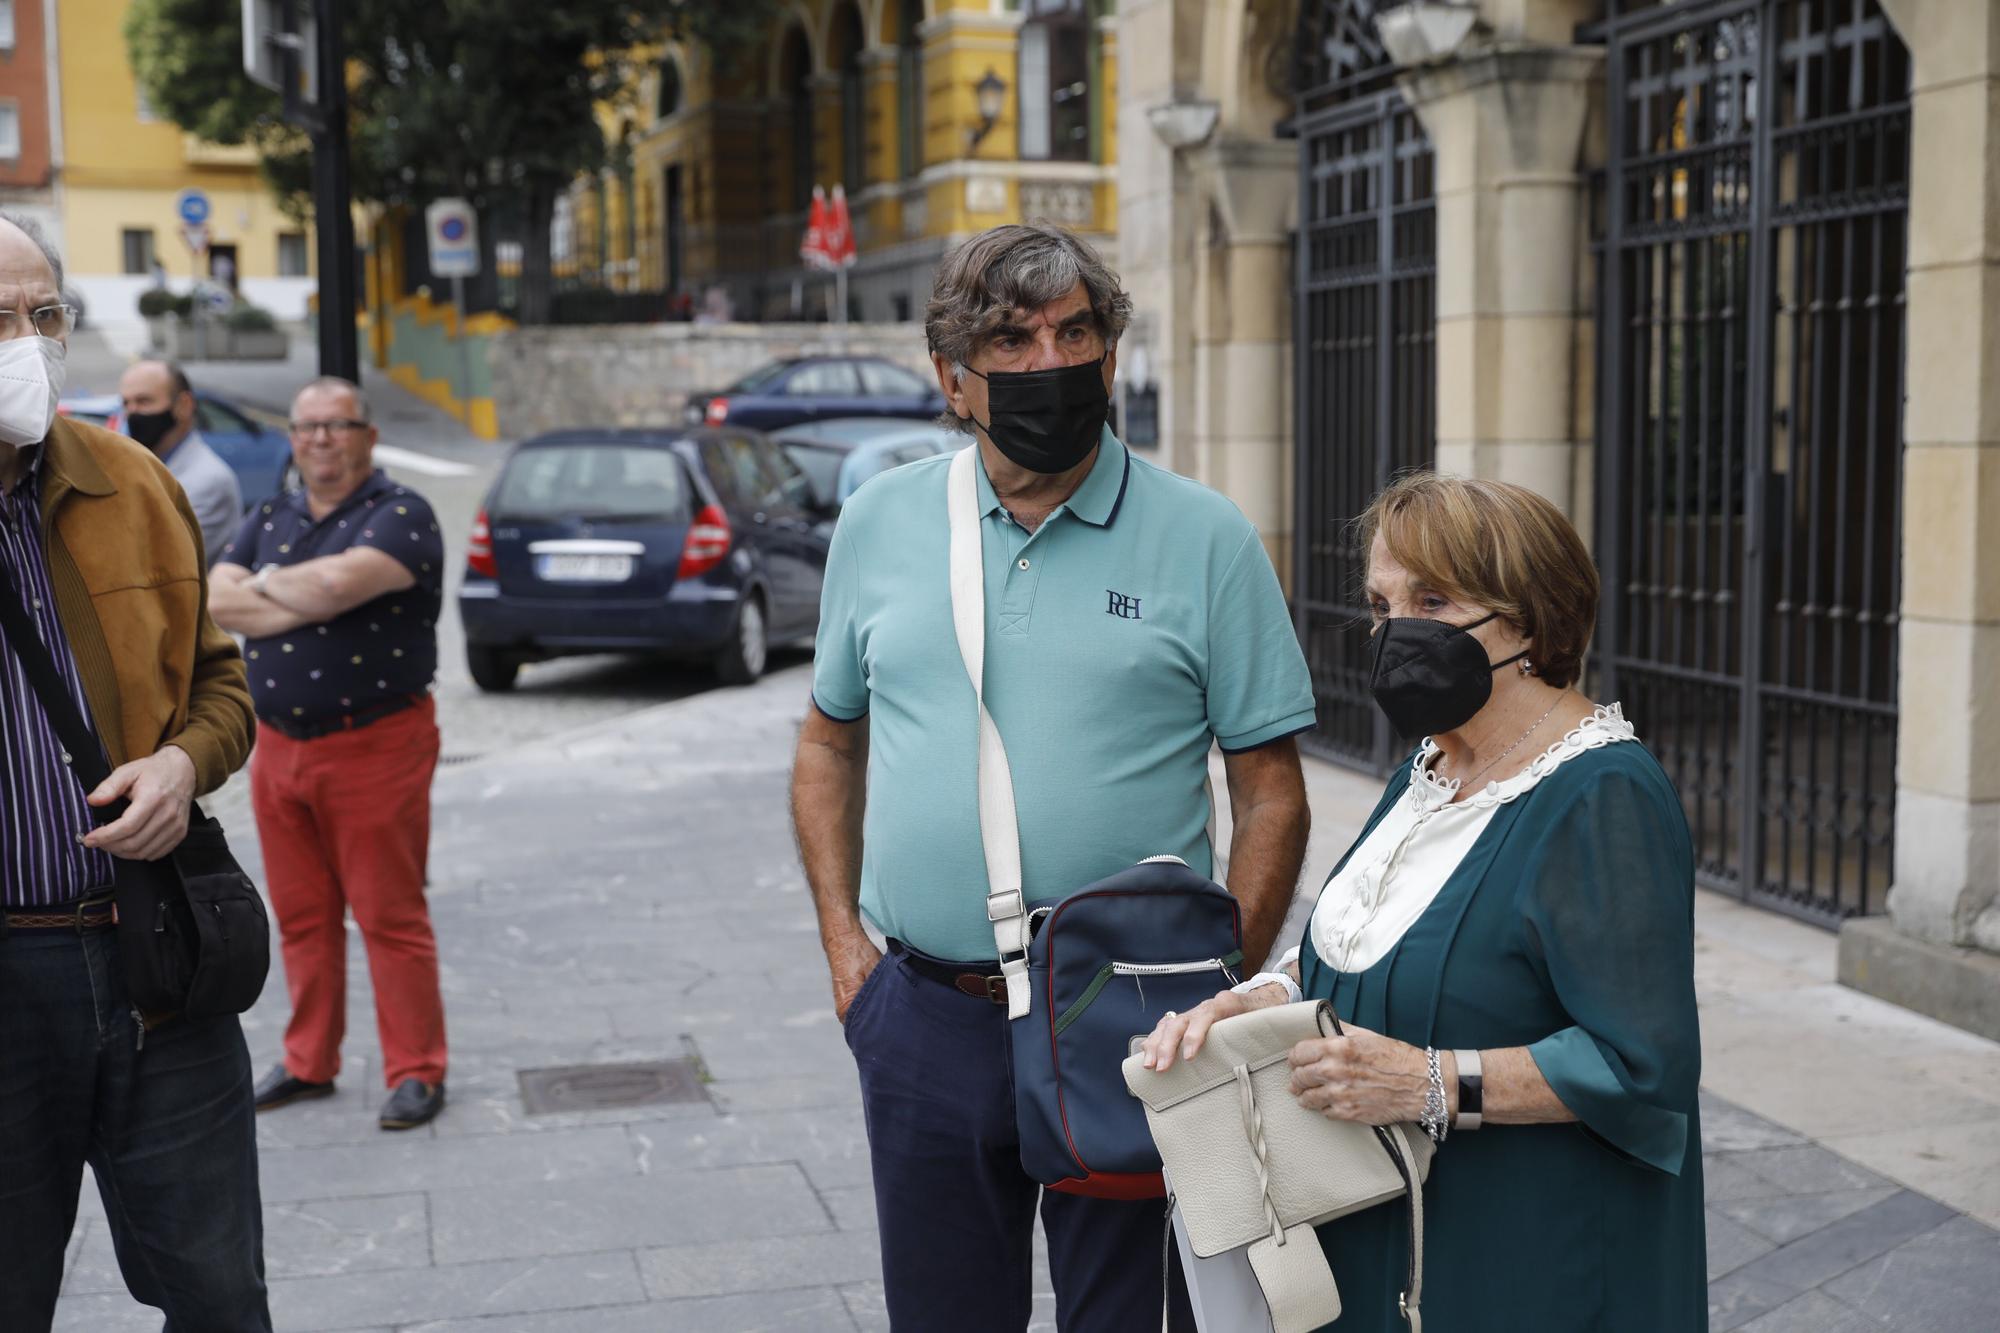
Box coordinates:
[812,428,1315,961]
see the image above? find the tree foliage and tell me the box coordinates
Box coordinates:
[125,0,777,321]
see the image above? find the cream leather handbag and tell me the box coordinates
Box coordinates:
[1122,1000,1433,1332]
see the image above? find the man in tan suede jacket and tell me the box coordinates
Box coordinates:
[0,212,267,1331]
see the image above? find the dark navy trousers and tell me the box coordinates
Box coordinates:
[845,943,1196,1332]
[0,927,271,1332]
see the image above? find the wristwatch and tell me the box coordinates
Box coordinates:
[1452,1048,1483,1130]
[253,565,275,598]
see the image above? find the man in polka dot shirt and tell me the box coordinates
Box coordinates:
[209,376,450,1131]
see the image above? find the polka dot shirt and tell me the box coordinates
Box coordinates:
[218,470,445,724]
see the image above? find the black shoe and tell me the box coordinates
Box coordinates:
[379,1078,446,1130]
[254,1064,334,1112]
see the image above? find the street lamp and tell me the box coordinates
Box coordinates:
[968,69,1007,152]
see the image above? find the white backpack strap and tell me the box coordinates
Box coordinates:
[947,447,1032,1018]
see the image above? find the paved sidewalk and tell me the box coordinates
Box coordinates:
[52,664,2000,1330]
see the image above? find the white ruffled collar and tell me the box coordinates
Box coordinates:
[1408,703,1636,813]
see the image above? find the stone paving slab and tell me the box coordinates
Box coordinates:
[635,1229,886,1301]
[257,1125,641,1203]
[64,1195,433,1294]
[427,1162,831,1265]
[269,1252,648,1330]
[1820,1215,2000,1331]
[400,1286,858,1332]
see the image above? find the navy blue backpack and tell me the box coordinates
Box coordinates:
[947,449,1247,1199]
[1015,859,1244,1197]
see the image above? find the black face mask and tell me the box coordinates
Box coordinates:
[1368,612,1529,738]
[124,409,178,451]
[962,357,1110,475]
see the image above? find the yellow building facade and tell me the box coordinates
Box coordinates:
[54,0,316,327]
[564,0,1119,322]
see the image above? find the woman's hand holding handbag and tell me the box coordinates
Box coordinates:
[1124,998,1434,1332]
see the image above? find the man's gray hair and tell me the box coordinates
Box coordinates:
[294,375,371,421]
[925,224,1132,432]
[0,210,66,292]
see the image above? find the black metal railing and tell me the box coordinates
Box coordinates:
[1593,0,1909,926]
[1292,44,1437,773]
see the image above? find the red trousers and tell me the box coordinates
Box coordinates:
[250,698,447,1088]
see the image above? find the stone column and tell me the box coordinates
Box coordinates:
[1839,0,2000,1040]
[1185,139,1298,580]
[1396,43,1601,513]
[1112,0,1199,480]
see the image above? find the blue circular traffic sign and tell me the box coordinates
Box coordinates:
[440,216,468,242]
[176,190,212,226]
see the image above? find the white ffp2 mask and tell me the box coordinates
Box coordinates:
[0,336,68,449]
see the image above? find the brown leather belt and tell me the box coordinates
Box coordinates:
[891,940,1009,1005]
[3,892,116,934]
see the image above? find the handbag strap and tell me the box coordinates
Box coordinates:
[0,553,121,818]
[1376,1122,1426,1330]
[946,447,1033,1017]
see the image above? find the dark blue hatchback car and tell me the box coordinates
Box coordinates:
[683,355,947,431]
[458,428,833,691]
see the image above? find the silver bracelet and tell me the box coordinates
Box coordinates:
[1420,1047,1449,1144]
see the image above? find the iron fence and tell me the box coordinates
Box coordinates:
[1292,13,1438,774]
[1592,0,1909,925]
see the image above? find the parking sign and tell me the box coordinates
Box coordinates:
[425,199,480,278]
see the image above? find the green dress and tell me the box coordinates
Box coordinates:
[1296,730,1707,1332]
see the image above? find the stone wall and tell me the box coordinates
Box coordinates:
[484,323,935,440]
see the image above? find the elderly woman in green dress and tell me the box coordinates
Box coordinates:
[1140,473,1706,1332]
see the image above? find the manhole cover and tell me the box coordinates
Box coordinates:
[517,1059,707,1114]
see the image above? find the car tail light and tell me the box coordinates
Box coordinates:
[705,396,730,425]
[467,508,498,578]
[678,504,732,579]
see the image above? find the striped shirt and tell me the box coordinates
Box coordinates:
[0,449,116,907]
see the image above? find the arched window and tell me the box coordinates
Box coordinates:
[830,3,866,196]
[657,56,683,121]
[779,25,814,211]
[1019,0,1090,162]
[896,0,924,178]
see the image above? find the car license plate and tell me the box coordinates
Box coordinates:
[538,554,634,582]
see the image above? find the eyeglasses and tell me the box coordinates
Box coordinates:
[0,305,79,341]
[288,418,371,438]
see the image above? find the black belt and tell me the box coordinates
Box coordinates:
[889,939,1009,1005]
[258,693,424,741]
[2,890,116,935]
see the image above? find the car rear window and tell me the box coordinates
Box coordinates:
[858,361,930,397]
[782,361,861,396]
[724,362,791,394]
[494,445,691,522]
[782,442,844,504]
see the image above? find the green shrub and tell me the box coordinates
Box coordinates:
[223,303,278,332]
[136,288,179,319]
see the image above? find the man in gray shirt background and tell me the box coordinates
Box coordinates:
[118,358,241,562]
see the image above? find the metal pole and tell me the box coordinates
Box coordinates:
[310,0,360,381]
[452,274,473,414]
[836,264,848,330]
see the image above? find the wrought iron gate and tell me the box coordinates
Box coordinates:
[1593,0,1909,925]
[1293,2,1436,773]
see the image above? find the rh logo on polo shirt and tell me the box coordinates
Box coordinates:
[1106,590,1142,620]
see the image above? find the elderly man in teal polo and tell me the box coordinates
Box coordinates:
[791,222,1313,1331]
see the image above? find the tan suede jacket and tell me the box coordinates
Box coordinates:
[33,415,253,794]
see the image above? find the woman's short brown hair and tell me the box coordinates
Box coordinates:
[1357,473,1600,690]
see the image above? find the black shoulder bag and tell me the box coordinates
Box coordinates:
[0,565,269,1017]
